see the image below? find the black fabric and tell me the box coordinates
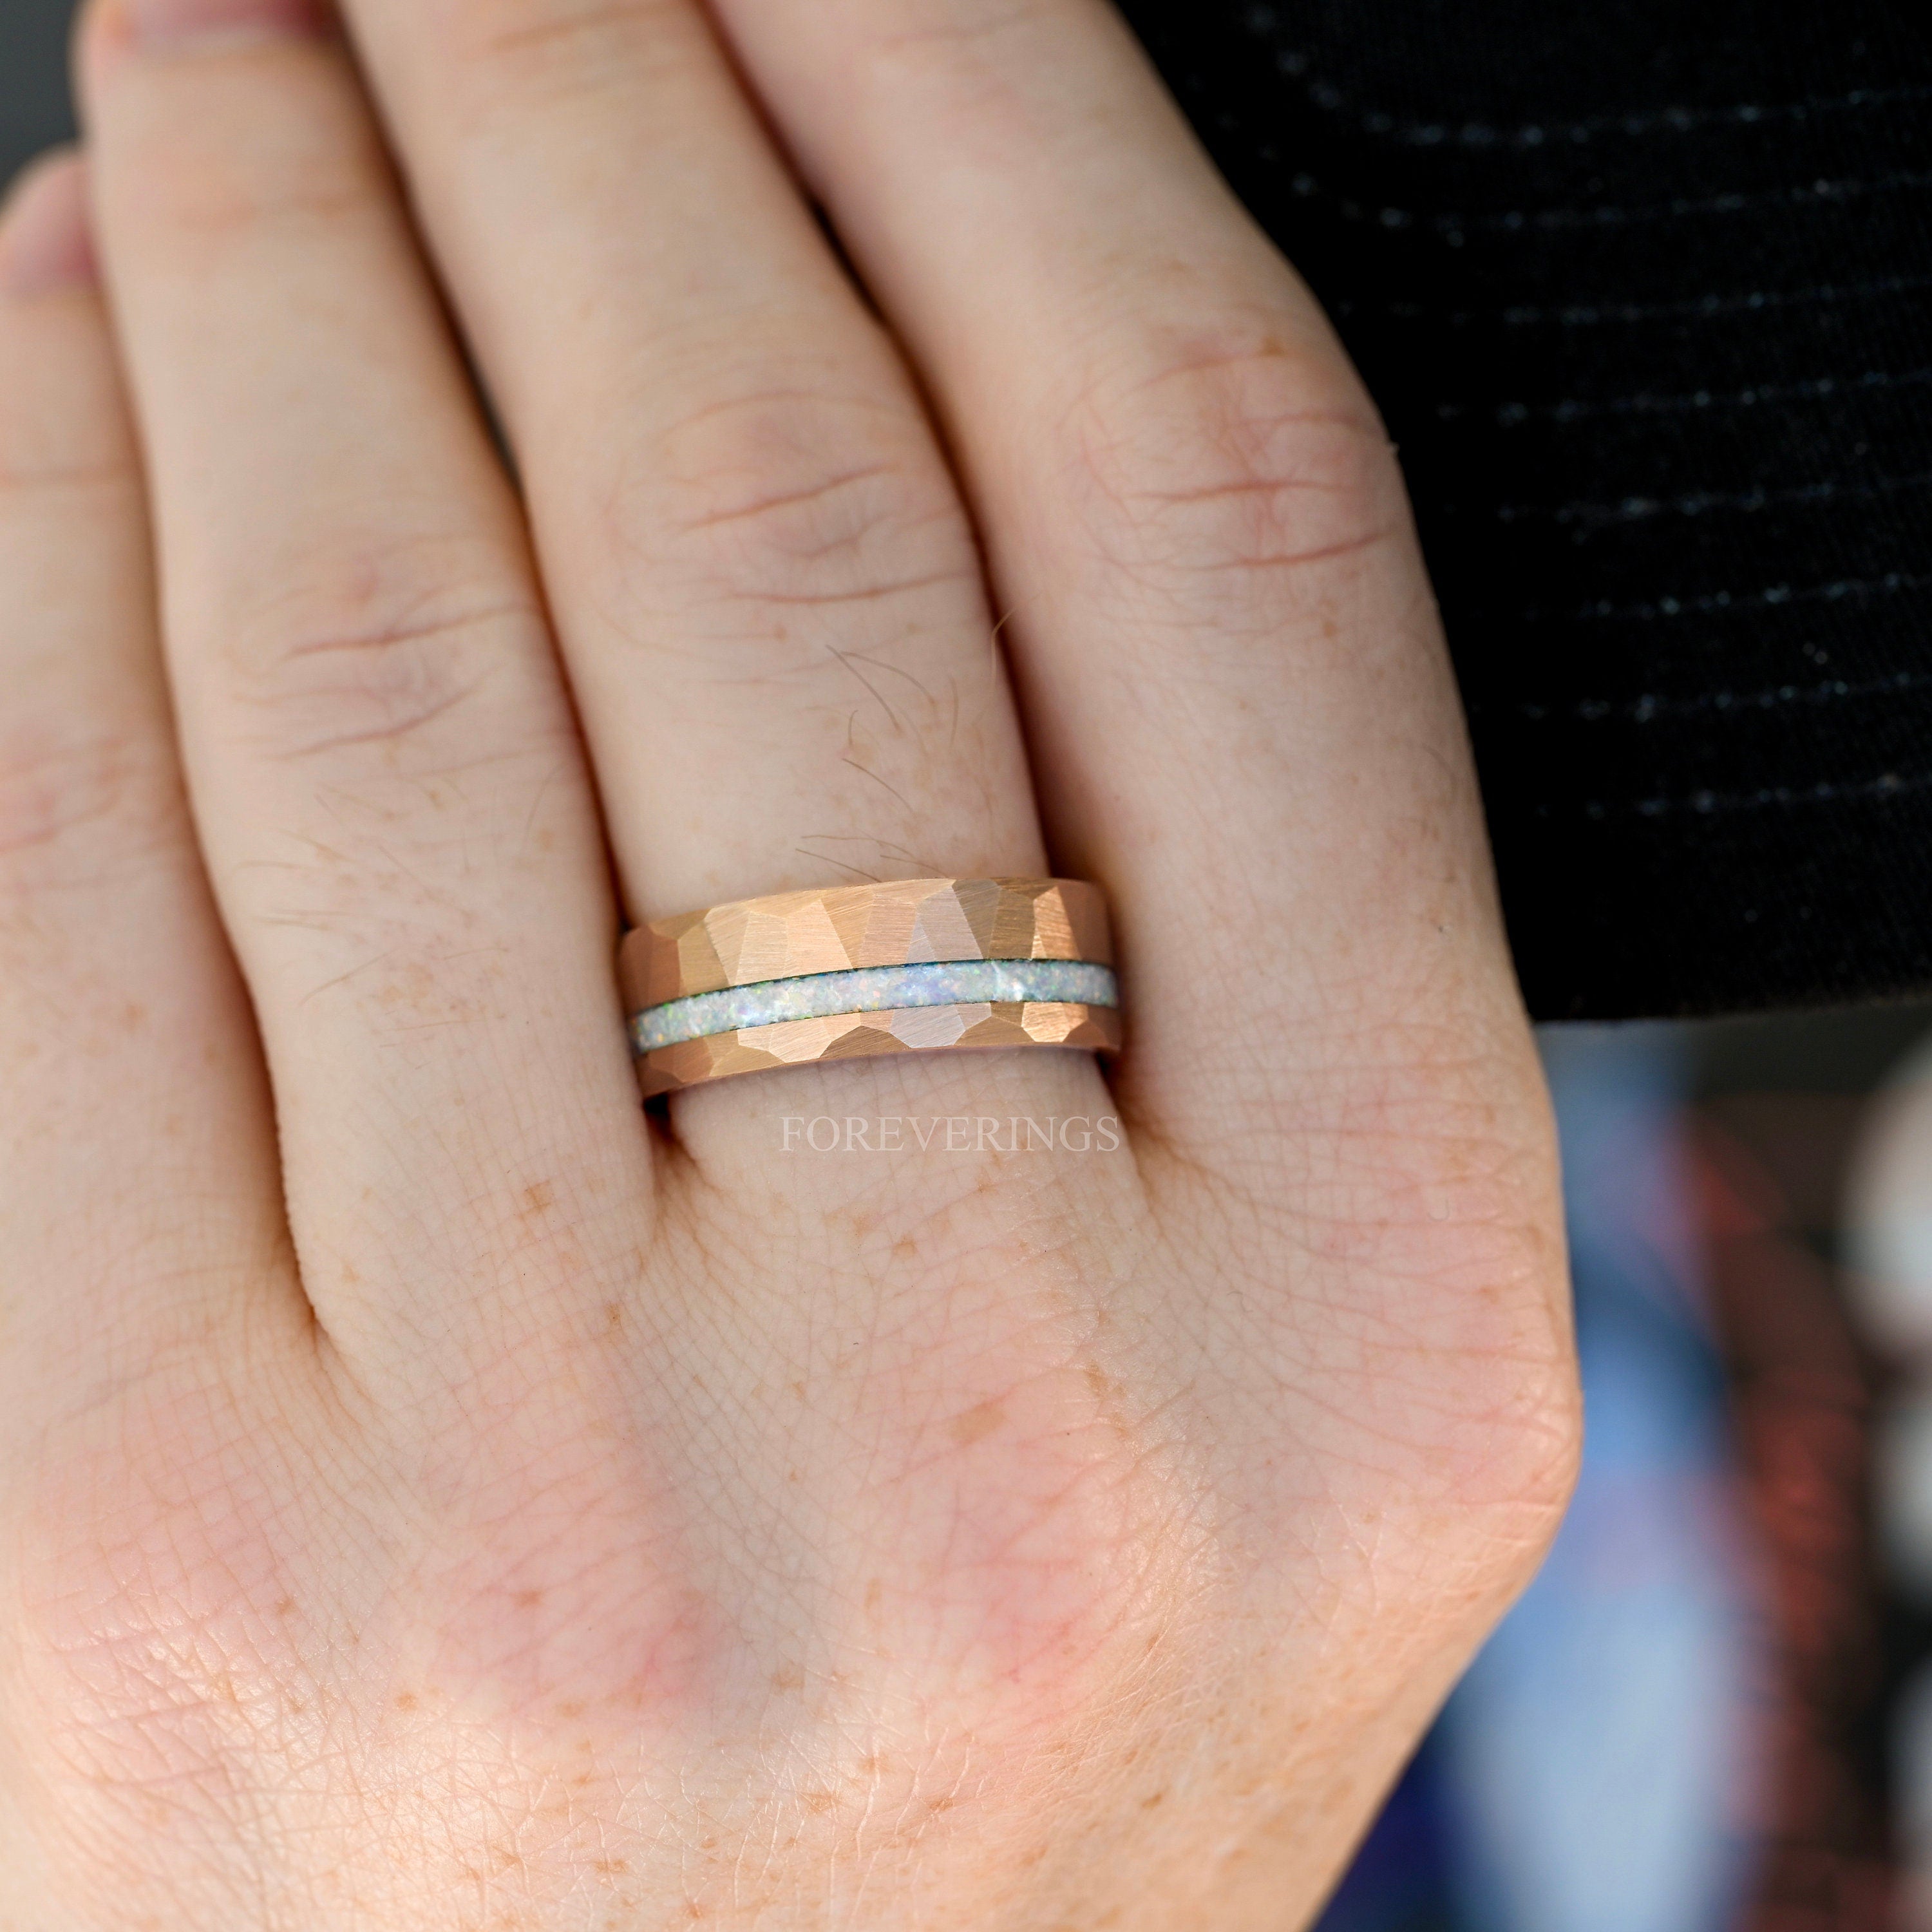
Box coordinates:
[1120,0,1932,1020]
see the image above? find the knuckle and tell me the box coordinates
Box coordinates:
[433,0,692,109]
[1213,1031,1580,1583]
[637,383,975,619]
[12,1378,319,1915]
[0,720,176,884]
[0,331,137,511]
[0,407,133,509]
[1061,321,1408,617]
[115,54,386,255]
[1430,1338,1582,1606]
[1497,1347,1586,1533]
[864,1,1044,90]
[1370,1150,1582,1567]
[0,452,131,511]
[218,545,544,768]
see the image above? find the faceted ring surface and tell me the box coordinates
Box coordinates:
[620,878,1121,1099]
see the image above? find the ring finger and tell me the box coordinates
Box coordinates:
[330,0,1054,1095]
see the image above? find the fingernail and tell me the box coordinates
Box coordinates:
[0,152,98,300]
[116,0,332,52]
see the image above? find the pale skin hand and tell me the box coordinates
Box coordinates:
[0,0,1577,1922]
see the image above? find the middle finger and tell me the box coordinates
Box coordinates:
[339,0,1047,931]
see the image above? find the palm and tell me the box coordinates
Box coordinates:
[0,0,1573,1924]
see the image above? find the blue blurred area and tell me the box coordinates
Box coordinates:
[1317,1732,1460,1932]
[1319,1026,1763,1932]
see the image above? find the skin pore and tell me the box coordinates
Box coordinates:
[0,0,1578,1926]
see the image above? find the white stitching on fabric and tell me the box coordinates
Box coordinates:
[1336,273,1932,330]
[1526,570,1931,624]
[1437,367,1932,426]
[1502,667,1932,725]
[1494,471,1932,530]
[1235,5,1932,148]
[1282,166,1932,243]
[1571,770,1924,821]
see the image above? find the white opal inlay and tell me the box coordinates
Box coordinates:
[634,960,1119,1052]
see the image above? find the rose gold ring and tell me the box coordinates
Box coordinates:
[620,878,1121,1099]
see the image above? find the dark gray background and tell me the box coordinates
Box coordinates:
[2,0,80,186]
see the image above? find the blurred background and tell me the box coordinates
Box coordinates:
[2,3,80,184]
[10,8,1932,1928]
[1319,1008,1932,1932]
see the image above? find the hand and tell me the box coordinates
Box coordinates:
[0,0,1576,1924]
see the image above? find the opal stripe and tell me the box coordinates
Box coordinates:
[633,960,1119,1052]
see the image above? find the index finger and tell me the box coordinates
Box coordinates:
[705,0,1534,1159]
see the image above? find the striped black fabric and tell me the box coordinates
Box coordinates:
[1122,0,1932,1018]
